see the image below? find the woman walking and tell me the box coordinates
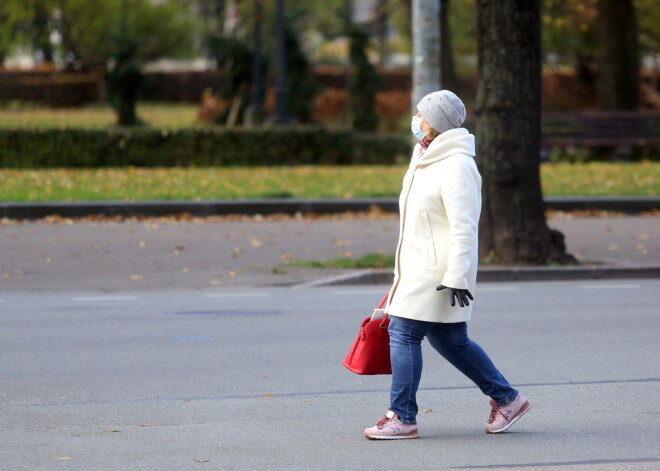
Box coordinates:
[364,90,531,440]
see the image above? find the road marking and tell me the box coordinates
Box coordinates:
[477,286,521,292]
[172,337,215,342]
[333,287,522,295]
[204,293,267,298]
[579,284,640,290]
[73,296,139,302]
[333,290,387,295]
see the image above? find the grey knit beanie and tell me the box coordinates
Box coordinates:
[416,90,466,134]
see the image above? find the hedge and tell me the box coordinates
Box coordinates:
[0,127,412,168]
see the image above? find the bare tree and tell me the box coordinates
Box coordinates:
[439,0,457,91]
[595,0,639,110]
[411,0,441,107]
[475,0,574,265]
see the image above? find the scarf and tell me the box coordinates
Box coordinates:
[418,139,434,153]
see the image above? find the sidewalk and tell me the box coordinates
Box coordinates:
[1,211,658,292]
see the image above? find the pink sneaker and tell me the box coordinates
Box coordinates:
[485,393,531,433]
[364,410,419,440]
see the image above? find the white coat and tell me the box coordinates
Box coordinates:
[385,128,481,323]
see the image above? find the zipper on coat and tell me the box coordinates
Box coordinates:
[420,211,437,266]
[389,167,417,306]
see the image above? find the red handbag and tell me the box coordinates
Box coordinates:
[342,293,392,375]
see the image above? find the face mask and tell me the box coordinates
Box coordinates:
[411,115,426,140]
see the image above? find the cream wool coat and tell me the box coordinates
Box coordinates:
[386,128,481,323]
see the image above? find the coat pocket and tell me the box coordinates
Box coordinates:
[420,211,437,267]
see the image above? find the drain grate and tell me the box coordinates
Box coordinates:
[161,310,284,317]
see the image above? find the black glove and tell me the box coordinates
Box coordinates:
[436,284,473,307]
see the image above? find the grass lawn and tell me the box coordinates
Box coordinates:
[0,162,657,202]
[0,103,200,129]
[288,253,396,269]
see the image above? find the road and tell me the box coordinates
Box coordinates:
[1,281,659,470]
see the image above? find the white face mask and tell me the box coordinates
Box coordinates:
[411,115,425,140]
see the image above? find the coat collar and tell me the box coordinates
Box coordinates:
[413,128,476,167]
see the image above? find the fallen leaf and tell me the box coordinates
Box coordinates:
[193,458,209,462]
[182,267,190,273]
[104,429,121,433]
[608,244,620,251]
[334,239,355,246]
[280,253,293,261]
[263,394,274,398]
[339,251,353,258]
[421,409,433,413]
[635,244,646,251]
[250,238,263,248]
[210,280,222,285]
[130,275,143,280]
[227,271,236,278]
[139,241,147,248]
[57,457,73,460]
[638,233,650,240]
[138,424,150,427]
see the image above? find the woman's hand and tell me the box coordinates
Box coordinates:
[436,285,473,307]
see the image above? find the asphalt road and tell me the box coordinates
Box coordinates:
[1,281,659,470]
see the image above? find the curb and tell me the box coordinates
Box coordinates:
[297,265,660,286]
[1,196,658,220]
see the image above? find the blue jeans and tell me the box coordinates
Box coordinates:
[388,315,519,425]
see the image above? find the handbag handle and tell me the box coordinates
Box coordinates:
[377,292,389,309]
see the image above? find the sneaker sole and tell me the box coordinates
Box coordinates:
[485,401,531,434]
[364,431,419,440]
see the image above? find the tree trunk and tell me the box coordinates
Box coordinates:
[401,0,412,39]
[594,0,639,110]
[475,0,573,265]
[33,1,54,63]
[440,0,457,91]
[412,0,441,108]
[375,0,389,66]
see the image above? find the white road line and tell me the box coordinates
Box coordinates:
[579,284,640,290]
[204,293,267,298]
[73,296,139,302]
[333,290,387,295]
[476,286,521,292]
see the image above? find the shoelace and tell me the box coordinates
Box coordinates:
[488,406,510,424]
[376,415,393,429]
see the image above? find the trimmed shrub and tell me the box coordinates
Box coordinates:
[0,127,411,168]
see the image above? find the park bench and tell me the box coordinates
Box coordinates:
[540,111,660,149]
